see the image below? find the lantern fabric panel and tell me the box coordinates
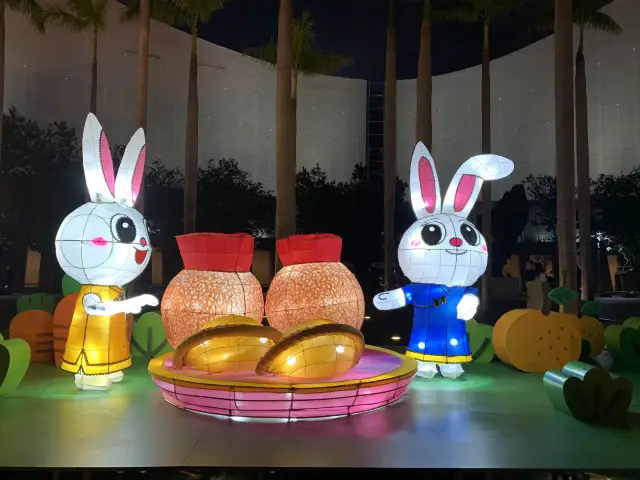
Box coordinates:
[61,285,132,375]
[256,320,365,379]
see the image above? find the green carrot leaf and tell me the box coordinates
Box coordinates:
[548,286,580,306]
[581,301,602,317]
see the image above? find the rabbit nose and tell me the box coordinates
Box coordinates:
[140,237,148,247]
[450,237,463,247]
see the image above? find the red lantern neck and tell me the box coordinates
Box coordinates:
[176,233,254,272]
[277,234,342,267]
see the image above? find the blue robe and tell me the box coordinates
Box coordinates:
[402,283,476,364]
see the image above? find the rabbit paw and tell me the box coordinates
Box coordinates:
[416,361,438,379]
[438,363,465,379]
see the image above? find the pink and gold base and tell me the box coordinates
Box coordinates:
[149,346,417,421]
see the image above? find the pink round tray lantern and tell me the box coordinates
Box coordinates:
[161,233,264,348]
[265,234,365,332]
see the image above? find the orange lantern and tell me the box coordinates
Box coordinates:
[161,233,264,348]
[265,234,365,332]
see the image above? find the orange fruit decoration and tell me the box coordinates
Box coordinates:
[9,310,54,362]
[53,293,79,367]
[161,233,264,348]
[265,234,365,332]
[493,299,581,373]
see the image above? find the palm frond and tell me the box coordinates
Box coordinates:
[172,0,229,24]
[583,10,622,34]
[432,0,480,23]
[485,0,522,19]
[302,53,352,76]
[7,0,47,33]
[121,0,192,26]
[243,39,278,68]
[44,4,90,32]
[529,0,554,33]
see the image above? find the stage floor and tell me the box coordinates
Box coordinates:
[0,361,639,470]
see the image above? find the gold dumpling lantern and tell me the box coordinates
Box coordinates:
[265,234,365,332]
[161,233,265,348]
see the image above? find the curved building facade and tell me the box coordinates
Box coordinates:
[397,0,639,199]
[5,0,366,191]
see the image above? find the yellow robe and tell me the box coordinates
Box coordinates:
[61,285,132,375]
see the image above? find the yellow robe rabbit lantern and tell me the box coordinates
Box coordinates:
[54,113,157,390]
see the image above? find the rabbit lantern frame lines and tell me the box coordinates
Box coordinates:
[54,113,158,391]
[374,142,514,379]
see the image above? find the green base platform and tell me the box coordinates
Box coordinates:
[0,361,639,469]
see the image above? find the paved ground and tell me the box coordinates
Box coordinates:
[0,361,639,470]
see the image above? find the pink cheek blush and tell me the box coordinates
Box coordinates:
[410,239,421,247]
[482,244,487,252]
[91,237,109,247]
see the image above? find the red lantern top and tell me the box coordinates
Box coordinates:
[277,234,342,267]
[176,233,254,272]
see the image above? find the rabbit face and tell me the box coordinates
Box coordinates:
[401,142,514,287]
[398,213,487,287]
[55,113,151,287]
[56,202,151,286]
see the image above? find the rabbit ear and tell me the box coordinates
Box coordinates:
[442,154,514,218]
[409,142,441,218]
[114,128,146,207]
[82,113,116,203]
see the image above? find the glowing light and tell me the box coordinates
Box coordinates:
[265,234,365,332]
[54,113,156,388]
[364,315,371,320]
[391,336,401,341]
[286,356,296,366]
[259,337,268,344]
[335,345,345,354]
[373,142,514,376]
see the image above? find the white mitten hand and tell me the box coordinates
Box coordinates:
[373,288,407,311]
[118,294,159,314]
[137,294,159,308]
[456,294,479,321]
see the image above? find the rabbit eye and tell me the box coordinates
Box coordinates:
[421,223,444,246]
[111,215,137,244]
[461,223,480,246]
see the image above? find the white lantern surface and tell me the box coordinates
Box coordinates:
[54,113,158,391]
[374,142,514,380]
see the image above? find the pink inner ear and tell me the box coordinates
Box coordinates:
[418,157,437,213]
[131,146,146,203]
[454,174,477,213]
[100,132,115,196]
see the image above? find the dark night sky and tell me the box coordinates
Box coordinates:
[121,0,595,81]
[196,0,552,80]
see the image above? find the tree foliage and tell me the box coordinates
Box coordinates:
[43,0,109,33]
[244,11,351,78]
[532,0,622,34]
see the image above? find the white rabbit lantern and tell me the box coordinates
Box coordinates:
[374,142,513,379]
[54,113,158,391]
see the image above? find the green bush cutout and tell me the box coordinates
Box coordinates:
[62,275,81,296]
[131,312,173,359]
[16,293,60,314]
[543,361,633,422]
[605,323,640,370]
[466,319,495,363]
[0,333,31,396]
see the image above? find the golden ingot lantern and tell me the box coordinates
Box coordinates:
[255,319,365,379]
[173,315,281,374]
[161,233,265,348]
[265,234,365,332]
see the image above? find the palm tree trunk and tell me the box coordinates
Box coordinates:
[480,20,492,308]
[290,71,298,229]
[575,24,591,299]
[90,26,98,114]
[134,0,151,215]
[416,0,432,149]
[183,28,199,234]
[0,0,5,170]
[554,0,578,304]
[275,0,294,272]
[383,0,397,291]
